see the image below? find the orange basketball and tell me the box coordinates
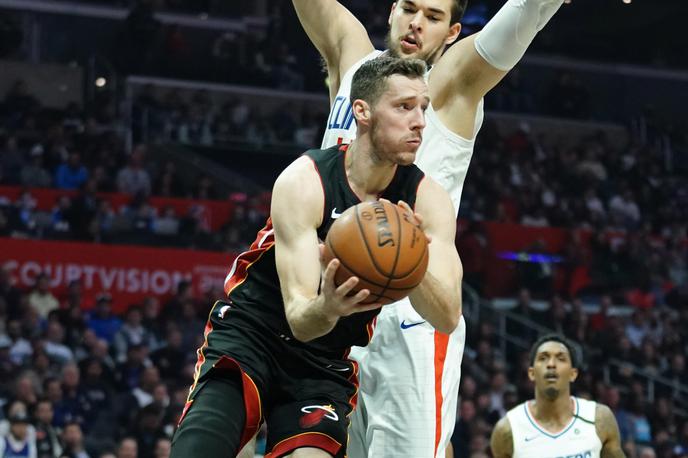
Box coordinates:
[323,200,429,305]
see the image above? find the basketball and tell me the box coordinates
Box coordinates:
[323,200,429,305]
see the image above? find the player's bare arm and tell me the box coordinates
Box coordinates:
[430,0,565,138]
[292,0,373,100]
[406,177,462,333]
[490,416,514,458]
[272,156,380,342]
[596,404,626,458]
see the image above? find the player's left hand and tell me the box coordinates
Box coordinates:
[393,199,432,244]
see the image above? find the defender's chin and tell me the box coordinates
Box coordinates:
[543,387,560,400]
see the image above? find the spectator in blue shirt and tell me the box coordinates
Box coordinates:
[87,294,122,344]
[55,152,88,190]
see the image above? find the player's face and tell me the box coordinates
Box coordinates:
[387,0,460,65]
[528,341,578,400]
[369,75,429,165]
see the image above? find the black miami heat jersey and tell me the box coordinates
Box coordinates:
[223,145,425,356]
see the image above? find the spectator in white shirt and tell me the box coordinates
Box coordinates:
[117,144,152,196]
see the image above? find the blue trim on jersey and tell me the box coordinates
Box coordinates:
[524,397,580,439]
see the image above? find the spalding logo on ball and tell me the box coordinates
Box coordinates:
[323,200,429,305]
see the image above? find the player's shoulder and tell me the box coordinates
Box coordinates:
[338,49,386,84]
[491,415,514,458]
[273,152,329,198]
[594,402,616,426]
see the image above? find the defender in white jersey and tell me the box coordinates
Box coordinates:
[291,0,569,456]
[491,334,625,458]
[293,0,569,456]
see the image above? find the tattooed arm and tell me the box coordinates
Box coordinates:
[596,404,627,458]
[490,416,514,458]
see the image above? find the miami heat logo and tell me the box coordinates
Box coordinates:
[299,405,339,428]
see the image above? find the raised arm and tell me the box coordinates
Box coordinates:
[490,416,514,458]
[596,404,627,458]
[292,0,374,100]
[429,0,565,137]
[272,156,380,342]
[406,177,462,334]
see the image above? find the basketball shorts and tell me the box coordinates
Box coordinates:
[171,301,359,458]
[347,300,466,458]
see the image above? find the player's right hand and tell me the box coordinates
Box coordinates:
[319,258,382,316]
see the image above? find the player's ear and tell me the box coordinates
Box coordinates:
[569,368,578,383]
[352,99,371,125]
[527,367,535,382]
[389,2,397,26]
[445,22,461,46]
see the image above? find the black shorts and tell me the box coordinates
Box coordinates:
[171,301,359,458]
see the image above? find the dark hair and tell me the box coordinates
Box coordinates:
[450,0,469,24]
[529,333,580,369]
[350,56,427,108]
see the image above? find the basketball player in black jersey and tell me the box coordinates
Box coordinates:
[170,56,462,458]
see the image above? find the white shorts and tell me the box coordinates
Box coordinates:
[347,299,466,458]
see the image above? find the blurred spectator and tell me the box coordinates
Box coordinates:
[55,153,88,191]
[0,401,36,457]
[0,265,22,319]
[117,146,152,196]
[43,321,75,364]
[609,189,641,229]
[60,422,90,458]
[87,295,122,344]
[116,437,137,458]
[113,306,154,363]
[152,207,179,236]
[28,273,59,319]
[152,437,170,458]
[21,146,52,188]
[151,328,186,382]
[34,399,62,458]
[626,311,649,349]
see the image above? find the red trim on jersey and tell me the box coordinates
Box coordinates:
[224,220,275,296]
[266,432,341,457]
[213,356,263,449]
[186,301,221,404]
[347,359,360,413]
[433,331,450,456]
[177,399,193,426]
[365,319,376,343]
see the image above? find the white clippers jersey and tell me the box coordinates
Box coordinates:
[321,50,484,215]
[506,397,603,458]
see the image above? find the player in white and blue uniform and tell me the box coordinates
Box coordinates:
[294,0,569,456]
[491,334,625,458]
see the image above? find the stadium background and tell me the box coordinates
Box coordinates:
[0,0,686,457]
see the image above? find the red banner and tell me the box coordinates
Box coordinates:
[0,238,237,312]
[0,186,236,231]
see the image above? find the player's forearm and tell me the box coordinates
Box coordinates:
[409,272,461,334]
[293,0,342,58]
[284,295,339,342]
[475,0,565,71]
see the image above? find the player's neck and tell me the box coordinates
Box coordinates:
[530,393,574,427]
[345,140,397,200]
